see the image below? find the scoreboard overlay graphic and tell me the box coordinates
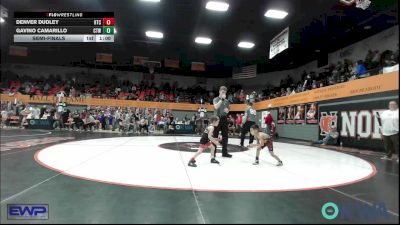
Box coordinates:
[13,12,115,42]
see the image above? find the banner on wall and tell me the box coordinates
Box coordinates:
[164,59,180,69]
[294,104,305,124]
[133,56,149,65]
[269,27,289,59]
[191,62,206,71]
[96,53,112,63]
[277,107,285,124]
[306,103,318,124]
[26,119,56,130]
[9,45,28,56]
[318,97,397,151]
[285,106,295,124]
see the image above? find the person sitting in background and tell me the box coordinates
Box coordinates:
[382,53,399,73]
[355,60,368,78]
[239,90,246,103]
[296,83,303,93]
[249,91,256,103]
[311,80,318,89]
[385,54,398,67]
[139,117,148,134]
[118,114,126,132]
[41,110,50,120]
[84,114,96,131]
[1,108,9,128]
[52,112,62,130]
[228,115,236,136]
[329,68,338,85]
[286,87,291,96]
[73,111,84,131]
[190,113,196,126]
[228,93,234,103]
[148,120,155,133]
[312,125,339,146]
[65,114,75,130]
[235,113,242,134]
[184,114,189,125]
[20,105,31,127]
[364,49,380,70]
[122,113,133,133]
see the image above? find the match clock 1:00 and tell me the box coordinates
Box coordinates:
[98,35,113,41]
[103,26,114,34]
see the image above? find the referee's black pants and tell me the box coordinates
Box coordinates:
[213,115,229,155]
[383,133,399,158]
[240,121,255,146]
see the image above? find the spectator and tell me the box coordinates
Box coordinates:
[264,112,273,134]
[355,60,368,78]
[239,90,245,103]
[184,114,189,125]
[228,93,233,103]
[382,51,398,68]
[311,80,318,89]
[65,114,75,130]
[228,114,236,136]
[1,108,8,128]
[365,50,380,70]
[139,117,149,134]
[235,113,242,134]
[0,50,395,106]
[84,114,96,131]
[312,125,339,146]
[304,74,313,90]
[190,113,196,126]
[249,91,256,103]
[41,110,50,120]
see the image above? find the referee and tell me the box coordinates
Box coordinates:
[240,101,257,147]
[378,101,399,163]
[213,86,232,158]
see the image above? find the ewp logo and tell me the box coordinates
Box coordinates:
[322,202,389,221]
[7,204,49,220]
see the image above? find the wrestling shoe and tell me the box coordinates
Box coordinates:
[188,160,197,167]
[210,158,220,164]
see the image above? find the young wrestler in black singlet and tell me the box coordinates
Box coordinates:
[188,116,221,167]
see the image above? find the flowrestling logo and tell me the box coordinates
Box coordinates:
[321,202,389,221]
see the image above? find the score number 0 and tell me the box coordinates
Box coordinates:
[93,18,115,26]
[102,18,114,26]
